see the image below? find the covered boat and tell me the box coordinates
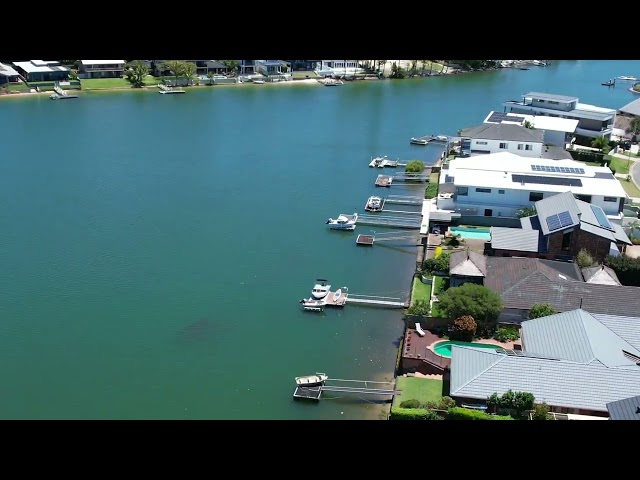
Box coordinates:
[295,373,328,387]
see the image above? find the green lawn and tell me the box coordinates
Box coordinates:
[610,156,633,174]
[433,276,449,296]
[80,76,161,90]
[291,71,318,79]
[620,178,640,198]
[411,277,432,304]
[393,377,443,408]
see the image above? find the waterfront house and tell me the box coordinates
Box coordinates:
[617,98,640,141]
[606,395,640,420]
[618,98,640,120]
[449,309,640,417]
[483,110,579,149]
[486,191,631,261]
[78,60,126,79]
[502,92,617,139]
[458,123,545,158]
[12,60,69,83]
[315,60,363,77]
[0,62,20,84]
[437,152,628,220]
[256,60,288,77]
[152,60,230,77]
[285,60,321,71]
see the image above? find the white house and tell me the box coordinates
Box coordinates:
[502,92,617,139]
[0,62,20,84]
[483,111,579,147]
[12,60,69,83]
[437,151,627,221]
[314,60,363,77]
[458,123,545,158]
[79,60,126,79]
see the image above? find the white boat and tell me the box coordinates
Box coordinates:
[253,80,265,84]
[310,279,331,300]
[326,213,358,230]
[531,60,547,67]
[369,156,388,167]
[410,137,428,145]
[365,195,383,212]
[159,88,186,94]
[295,373,328,387]
[332,289,342,302]
[433,135,449,142]
[323,79,344,86]
[618,76,638,82]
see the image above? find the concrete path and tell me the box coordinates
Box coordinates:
[632,161,640,196]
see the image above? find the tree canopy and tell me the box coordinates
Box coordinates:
[437,283,503,322]
[528,303,556,319]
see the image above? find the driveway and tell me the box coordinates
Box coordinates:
[633,160,640,192]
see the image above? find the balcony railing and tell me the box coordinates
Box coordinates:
[83,65,125,71]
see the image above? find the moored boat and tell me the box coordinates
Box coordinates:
[310,279,331,300]
[365,195,383,212]
[410,137,428,145]
[326,213,358,230]
[295,373,328,387]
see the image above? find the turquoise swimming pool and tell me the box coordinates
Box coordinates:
[449,226,491,241]
[433,340,500,358]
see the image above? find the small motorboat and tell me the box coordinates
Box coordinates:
[252,79,265,84]
[618,76,639,82]
[365,195,384,212]
[433,135,449,142]
[369,156,387,167]
[332,289,342,302]
[410,137,429,145]
[326,213,358,230]
[159,88,186,94]
[310,279,331,300]
[50,93,78,100]
[295,373,328,387]
[602,80,615,87]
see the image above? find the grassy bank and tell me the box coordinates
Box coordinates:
[80,76,161,90]
[620,178,640,197]
[411,277,431,305]
[392,377,443,409]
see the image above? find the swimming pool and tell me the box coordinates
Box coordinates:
[449,226,491,241]
[433,340,500,357]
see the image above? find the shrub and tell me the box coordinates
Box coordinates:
[422,252,450,275]
[405,160,425,173]
[494,326,520,342]
[531,403,551,420]
[604,254,640,286]
[447,407,513,420]
[450,315,477,341]
[422,396,456,411]
[576,248,595,268]
[407,299,430,316]
[438,283,503,323]
[528,304,556,319]
[399,399,421,409]
[488,390,536,418]
[390,408,444,420]
[446,235,461,247]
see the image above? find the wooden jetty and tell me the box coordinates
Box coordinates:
[346,294,408,308]
[293,377,401,402]
[375,174,393,187]
[356,234,375,246]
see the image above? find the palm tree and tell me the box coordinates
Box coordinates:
[223,60,239,77]
[162,61,184,86]
[182,61,196,86]
[523,120,534,129]
[591,135,611,154]
[420,60,428,76]
[206,71,216,85]
[379,60,387,76]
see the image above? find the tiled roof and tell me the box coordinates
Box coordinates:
[581,265,621,285]
[449,249,486,277]
[459,123,544,143]
[483,256,583,293]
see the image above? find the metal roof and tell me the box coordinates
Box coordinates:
[13,60,69,74]
[459,123,544,143]
[523,92,579,103]
[520,309,640,367]
[592,313,640,351]
[618,98,640,117]
[606,395,640,420]
[490,227,539,252]
[0,62,19,77]
[450,345,640,413]
[532,192,581,236]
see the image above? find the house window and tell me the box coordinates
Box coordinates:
[499,143,508,149]
[476,188,491,193]
[603,196,616,202]
[457,187,468,196]
[529,192,544,202]
[525,145,533,151]
[561,231,573,251]
[517,144,524,150]
[575,194,592,203]
[476,141,488,145]
[498,189,505,194]
[548,101,559,105]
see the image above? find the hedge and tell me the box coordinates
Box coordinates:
[390,408,444,420]
[447,407,513,420]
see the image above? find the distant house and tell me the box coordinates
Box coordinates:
[152,61,230,77]
[286,60,321,71]
[449,309,640,417]
[502,91,617,139]
[606,395,640,420]
[256,60,286,76]
[616,98,640,141]
[487,191,631,261]
[79,60,126,79]
[12,60,69,83]
[483,110,578,149]
[458,123,545,158]
[315,60,363,77]
[618,98,640,120]
[448,252,640,322]
[0,62,20,84]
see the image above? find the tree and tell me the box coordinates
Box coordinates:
[223,60,239,76]
[630,117,640,135]
[125,60,149,87]
[529,303,556,319]
[516,206,537,218]
[420,60,428,75]
[576,248,595,268]
[407,299,430,316]
[604,254,640,286]
[405,160,425,173]
[437,283,503,323]
[523,120,534,129]
[182,61,197,85]
[591,135,611,154]
[206,71,216,85]
[162,61,185,86]
[531,403,551,420]
[422,252,450,275]
[450,315,477,341]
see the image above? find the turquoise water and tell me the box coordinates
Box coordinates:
[433,341,500,357]
[449,227,492,241]
[0,60,638,419]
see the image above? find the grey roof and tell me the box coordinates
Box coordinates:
[533,191,581,236]
[520,309,640,367]
[540,146,574,160]
[619,98,640,117]
[450,345,640,413]
[449,249,487,277]
[593,313,640,351]
[606,395,640,420]
[459,123,544,143]
[490,227,539,252]
[497,270,640,317]
[581,265,621,285]
[484,256,583,293]
[523,92,579,103]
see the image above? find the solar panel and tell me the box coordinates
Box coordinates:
[546,214,562,231]
[512,174,583,187]
[590,205,613,230]
[530,164,586,175]
[557,210,573,228]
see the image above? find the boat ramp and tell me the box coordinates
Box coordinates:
[293,377,401,401]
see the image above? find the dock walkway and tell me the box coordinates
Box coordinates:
[356,213,421,229]
[293,378,401,401]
